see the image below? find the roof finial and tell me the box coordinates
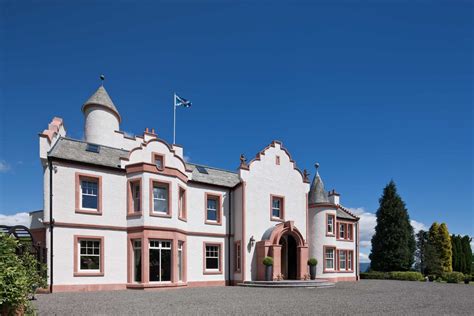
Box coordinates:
[100,74,105,86]
[315,162,320,175]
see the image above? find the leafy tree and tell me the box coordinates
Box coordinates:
[369,180,416,271]
[0,234,47,314]
[461,235,472,275]
[415,230,428,274]
[438,223,452,273]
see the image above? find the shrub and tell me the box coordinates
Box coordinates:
[428,275,436,282]
[0,234,47,314]
[387,271,424,281]
[307,258,318,266]
[262,256,273,266]
[442,272,465,284]
[360,271,386,279]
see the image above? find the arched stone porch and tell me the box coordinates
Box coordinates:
[256,221,309,280]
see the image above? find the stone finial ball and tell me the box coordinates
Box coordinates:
[315,162,320,169]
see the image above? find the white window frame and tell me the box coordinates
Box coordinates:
[325,247,335,270]
[178,241,183,282]
[81,180,98,210]
[79,239,101,272]
[153,184,169,214]
[205,245,220,272]
[272,198,282,219]
[339,223,345,239]
[206,197,218,222]
[149,240,172,283]
[132,182,141,213]
[339,250,347,271]
[327,215,335,235]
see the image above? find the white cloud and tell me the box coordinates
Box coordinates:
[0,212,30,227]
[360,252,370,263]
[348,207,428,260]
[410,219,427,233]
[0,160,11,172]
[184,155,190,162]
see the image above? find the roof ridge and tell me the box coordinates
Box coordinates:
[60,137,129,153]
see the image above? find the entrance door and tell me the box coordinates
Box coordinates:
[279,234,297,280]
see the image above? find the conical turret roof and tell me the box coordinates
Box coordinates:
[308,163,329,204]
[82,86,121,122]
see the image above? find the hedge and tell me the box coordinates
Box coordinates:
[442,272,465,284]
[360,271,424,281]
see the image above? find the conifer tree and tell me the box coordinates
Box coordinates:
[415,230,428,274]
[438,223,452,273]
[369,180,416,271]
[425,222,442,276]
[451,234,460,272]
[461,235,472,275]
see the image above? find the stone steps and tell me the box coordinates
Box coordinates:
[237,280,335,288]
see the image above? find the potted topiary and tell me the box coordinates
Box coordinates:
[464,275,470,284]
[263,256,273,281]
[307,258,318,280]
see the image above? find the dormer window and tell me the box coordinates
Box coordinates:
[153,153,165,171]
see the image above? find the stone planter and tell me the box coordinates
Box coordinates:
[265,265,273,281]
[309,265,316,280]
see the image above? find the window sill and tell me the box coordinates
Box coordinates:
[204,221,222,226]
[150,212,172,218]
[203,270,223,275]
[75,209,102,215]
[127,212,142,218]
[336,238,354,242]
[74,272,104,277]
[326,233,336,237]
[270,217,285,222]
[178,216,187,222]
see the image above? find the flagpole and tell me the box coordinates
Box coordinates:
[173,92,176,144]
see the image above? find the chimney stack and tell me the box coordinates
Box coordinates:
[328,189,340,205]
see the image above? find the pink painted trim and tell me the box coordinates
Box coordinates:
[75,172,103,215]
[269,194,285,222]
[178,185,187,221]
[73,235,104,277]
[204,192,222,225]
[151,152,166,171]
[322,245,336,273]
[126,162,188,183]
[149,178,172,218]
[127,178,142,217]
[203,242,223,275]
[326,214,336,236]
[234,240,241,273]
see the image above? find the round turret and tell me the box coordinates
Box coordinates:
[82,85,121,146]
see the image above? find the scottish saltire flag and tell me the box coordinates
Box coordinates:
[175,94,192,108]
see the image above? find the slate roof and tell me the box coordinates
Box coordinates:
[309,171,329,204]
[186,163,241,188]
[336,208,358,220]
[82,86,121,122]
[48,137,128,169]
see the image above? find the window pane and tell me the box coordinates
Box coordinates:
[207,209,217,221]
[149,248,160,282]
[80,255,100,270]
[272,208,280,218]
[207,199,217,210]
[82,195,98,209]
[272,198,280,209]
[153,186,168,213]
[161,249,171,281]
[206,258,219,270]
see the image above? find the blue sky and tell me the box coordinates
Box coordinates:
[0,1,472,259]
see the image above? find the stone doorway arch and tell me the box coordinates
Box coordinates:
[256,221,308,280]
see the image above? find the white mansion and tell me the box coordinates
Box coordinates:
[32,85,360,292]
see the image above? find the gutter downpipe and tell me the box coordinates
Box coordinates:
[227,188,232,285]
[48,158,54,293]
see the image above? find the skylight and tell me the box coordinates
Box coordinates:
[86,143,100,153]
[196,165,208,174]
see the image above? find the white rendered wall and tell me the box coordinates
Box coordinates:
[309,206,357,279]
[51,227,127,285]
[240,143,309,281]
[84,106,119,146]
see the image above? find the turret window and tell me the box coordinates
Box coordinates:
[326,214,335,236]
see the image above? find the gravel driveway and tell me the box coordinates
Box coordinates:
[33,280,474,315]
